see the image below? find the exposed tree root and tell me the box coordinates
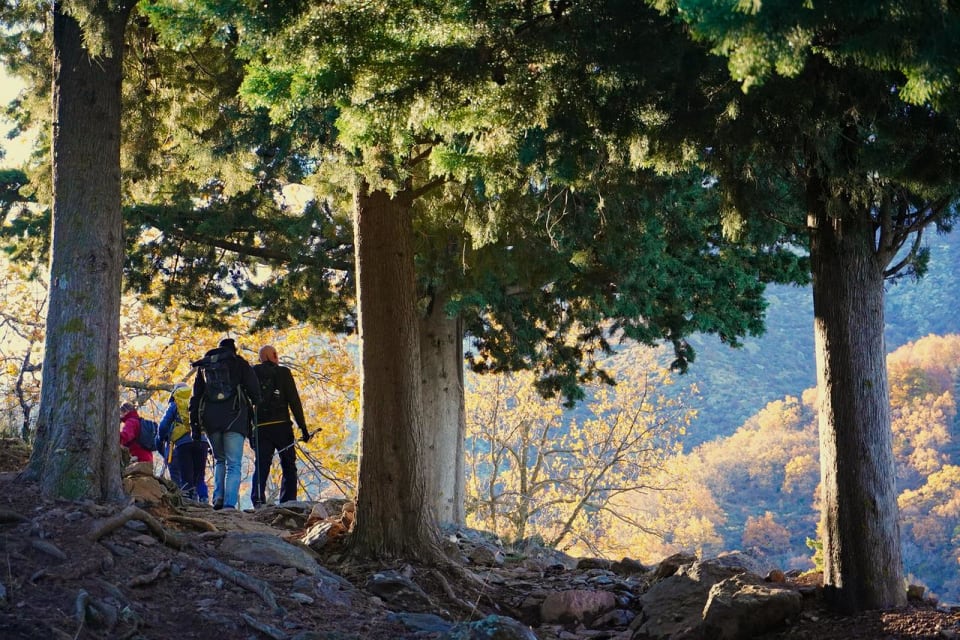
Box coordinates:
[431,568,481,618]
[0,508,29,524]
[204,557,284,616]
[241,612,287,639]
[31,539,67,561]
[165,515,218,532]
[75,588,119,630]
[87,505,185,550]
[128,560,172,588]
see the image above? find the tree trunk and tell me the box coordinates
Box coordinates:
[419,294,466,526]
[22,3,131,502]
[348,184,440,559]
[810,202,906,612]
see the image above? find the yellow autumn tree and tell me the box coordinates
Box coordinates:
[742,511,791,556]
[898,465,960,598]
[465,344,694,557]
[116,302,359,502]
[891,391,955,489]
[601,454,725,563]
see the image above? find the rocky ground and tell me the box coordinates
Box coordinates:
[0,436,958,640]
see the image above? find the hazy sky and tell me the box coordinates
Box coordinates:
[0,67,33,165]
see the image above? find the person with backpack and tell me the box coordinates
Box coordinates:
[120,401,154,464]
[189,338,261,510]
[251,344,312,507]
[157,383,206,501]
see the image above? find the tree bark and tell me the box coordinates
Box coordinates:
[419,293,466,526]
[22,2,131,502]
[348,184,440,559]
[810,201,906,612]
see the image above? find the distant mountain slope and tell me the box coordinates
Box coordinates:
[680,232,960,447]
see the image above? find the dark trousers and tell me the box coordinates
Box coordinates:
[169,440,207,499]
[251,425,298,505]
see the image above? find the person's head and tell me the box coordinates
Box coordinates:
[120,401,136,414]
[259,345,279,364]
[219,338,237,352]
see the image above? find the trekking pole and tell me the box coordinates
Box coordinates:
[294,441,355,497]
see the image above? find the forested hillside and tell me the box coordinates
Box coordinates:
[680,231,960,446]
[681,333,960,604]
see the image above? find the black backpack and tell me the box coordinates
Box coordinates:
[255,365,284,420]
[195,349,238,403]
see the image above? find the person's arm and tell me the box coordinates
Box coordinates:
[189,373,204,437]
[283,368,310,440]
[241,361,262,405]
[119,416,138,447]
[157,401,178,443]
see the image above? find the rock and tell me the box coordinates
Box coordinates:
[30,539,67,560]
[765,569,786,583]
[123,461,154,477]
[122,474,164,504]
[470,544,505,567]
[218,532,318,575]
[652,552,697,580]
[509,538,579,570]
[443,614,538,640]
[540,589,616,624]
[611,557,647,576]
[592,608,636,628]
[632,559,747,639]
[577,558,613,571]
[907,584,925,601]
[701,574,802,640]
[130,534,158,546]
[305,503,330,526]
[302,520,347,551]
[388,611,453,634]
[709,549,774,577]
[365,570,433,612]
[289,592,314,605]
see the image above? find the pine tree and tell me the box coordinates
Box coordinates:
[661,0,960,611]
[21,0,135,501]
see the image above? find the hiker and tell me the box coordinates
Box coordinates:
[120,401,154,463]
[251,344,312,506]
[189,338,261,510]
[157,383,206,501]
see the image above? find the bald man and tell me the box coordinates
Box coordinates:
[251,345,311,506]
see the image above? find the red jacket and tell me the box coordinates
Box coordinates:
[120,409,153,463]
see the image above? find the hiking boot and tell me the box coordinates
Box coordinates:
[213,498,224,510]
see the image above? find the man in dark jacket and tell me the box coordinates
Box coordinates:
[251,344,311,506]
[189,338,261,510]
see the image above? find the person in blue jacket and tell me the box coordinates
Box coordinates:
[157,383,207,501]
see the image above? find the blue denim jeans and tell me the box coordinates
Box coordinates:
[207,431,245,508]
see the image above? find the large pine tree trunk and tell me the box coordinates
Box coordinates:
[22,3,131,501]
[349,185,440,559]
[810,204,906,612]
[419,294,465,526]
